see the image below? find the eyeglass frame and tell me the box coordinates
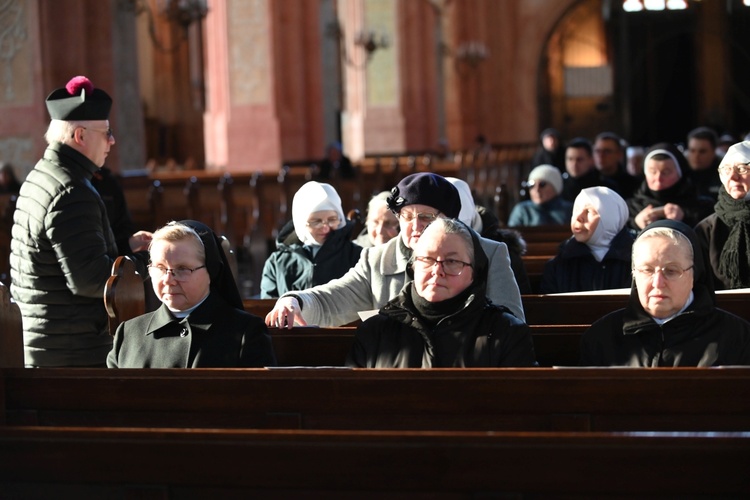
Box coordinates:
[528,180,549,189]
[718,162,750,176]
[148,264,207,281]
[76,126,114,140]
[633,265,694,282]
[412,255,473,276]
[397,211,441,224]
[306,216,341,230]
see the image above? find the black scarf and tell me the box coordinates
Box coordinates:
[714,189,750,288]
[410,282,474,328]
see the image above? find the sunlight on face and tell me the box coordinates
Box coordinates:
[412,227,473,303]
[645,158,680,191]
[633,235,693,319]
[150,238,210,311]
[571,205,600,243]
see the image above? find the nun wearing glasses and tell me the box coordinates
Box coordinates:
[107,220,276,368]
[580,220,750,367]
[695,141,750,290]
[260,181,362,298]
[347,218,536,368]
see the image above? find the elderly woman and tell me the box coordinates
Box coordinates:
[541,187,633,293]
[107,220,276,368]
[580,220,750,367]
[354,190,400,248]
[696,141,750,290]
[346,218,536,368]
[264,173,525,328]
[261,181,362,298]
[508,164,573,227]
[628,143,713,230]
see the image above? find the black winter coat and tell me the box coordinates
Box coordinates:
[260,220,362,298]
[627,177,714,230]
[540,228,634,294]
[10,143,118,367]
[107,292,277,368]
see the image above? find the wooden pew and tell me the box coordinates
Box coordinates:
[3,368,750,432]
[524,291,750,325]
[0,282,23,368]
[1,426,747,497]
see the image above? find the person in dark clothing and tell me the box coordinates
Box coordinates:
[261,181,362,298]
[695,141,750,290]
[560,137,618,202]
[531,128,565,172]
[108,220,276,368]
[628,143,714,231]
[541,187,633,294]
[347,218,537,368]
[91,166,151,255]
[580,220,750,367]
[11,75,119,367]
[448,177,531,294]
[0,162,21,194]
[593,132,640,199]
[316,141,356,180]
[684,126,721,201]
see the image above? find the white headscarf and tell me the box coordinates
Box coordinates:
[644,148,682,179]
[447,177,483,232]
[573,186,628,262]
[292,181,345,246]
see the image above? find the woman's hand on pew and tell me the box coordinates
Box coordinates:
[265,296,307,329]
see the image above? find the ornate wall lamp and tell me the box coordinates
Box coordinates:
[126,0,209,52]
[328,22,390,69]
[454,41,489,70]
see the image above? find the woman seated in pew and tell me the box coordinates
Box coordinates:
[346,218,537,368]
[448,177,532,294]
[507,165,573,227]
[627,143,714,231]
[260,181,362,298]
[695,141,750,290]
[580,220,750,367]
[107,220,276,368]
[353,191,400,248]
[540,187,634,293]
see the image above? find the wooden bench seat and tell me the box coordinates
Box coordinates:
[1,426,747,497]
[3,367,749,432]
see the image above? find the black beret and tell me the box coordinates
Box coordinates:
[386,173,461,219]
[46,76,112,121]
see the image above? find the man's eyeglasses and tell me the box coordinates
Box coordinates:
[148,264,206,281]
[718,163,750,176]
[398,211,440,224]
[306,217,340,229]
[413,256,472,276]
[80,126,114,140]
[633,265,693,281]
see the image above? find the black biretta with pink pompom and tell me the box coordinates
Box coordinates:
[45,75,112,121]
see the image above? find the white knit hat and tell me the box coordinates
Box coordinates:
[292,181,345,246]
[720,141,750,167]
[528,164,563,195]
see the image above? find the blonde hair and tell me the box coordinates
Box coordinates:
[149,221,205,263]
[633,226,693,266]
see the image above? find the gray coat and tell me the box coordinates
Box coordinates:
[10,142,118,367]
[284,234,524,327]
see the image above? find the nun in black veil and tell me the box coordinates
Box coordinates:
[108,220,276,368]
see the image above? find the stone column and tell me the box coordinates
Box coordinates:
[203,0,281,173]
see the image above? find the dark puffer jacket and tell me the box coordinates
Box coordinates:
[10,142,118,367]
[581,220,750,367]
[347,223,537,368]
[260,219,362,298]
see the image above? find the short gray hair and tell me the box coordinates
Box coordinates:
[418,218,474,265]
[633,226,693,266]
[44,119,82,145]
[149,221,206,263]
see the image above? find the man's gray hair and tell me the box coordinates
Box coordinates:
[44,119,82,145]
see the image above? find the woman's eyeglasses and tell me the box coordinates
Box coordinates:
[306,217,340,229]
[148,264,206,281]
[398,211,440,223]
[718,163,750,176]
[633,265,693,281]
[413,256,472,276]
